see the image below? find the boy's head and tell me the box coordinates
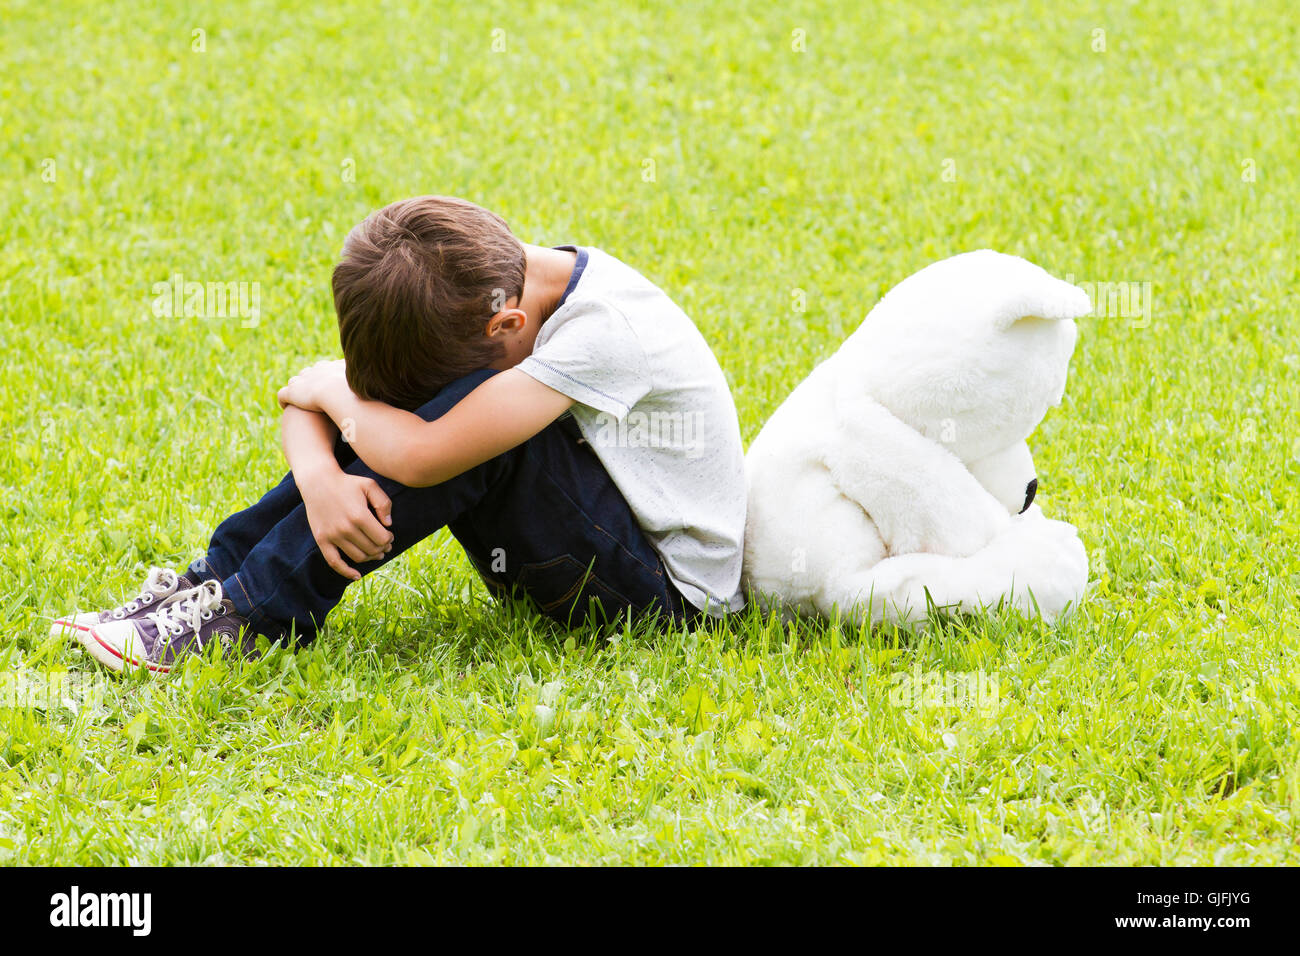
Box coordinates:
[333,195,526,409]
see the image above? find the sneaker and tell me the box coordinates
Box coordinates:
[50,567,203,638]
[82,580,255,674]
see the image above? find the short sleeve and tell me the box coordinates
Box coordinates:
[516,297,652,419]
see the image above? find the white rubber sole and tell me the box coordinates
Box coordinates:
[76,626,171,675]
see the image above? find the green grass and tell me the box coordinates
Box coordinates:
[2,0,1298,864]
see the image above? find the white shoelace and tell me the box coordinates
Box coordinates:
[109,567,180,619]
[144,580,225,647]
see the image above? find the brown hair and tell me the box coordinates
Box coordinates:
[333,196,526,408]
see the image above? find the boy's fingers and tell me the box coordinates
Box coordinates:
[278,384,307,409]
[321,542,360,581]
[363,481,393,527]
[355,509,393,550]
[336,537,371,565]
[342,529,385,563]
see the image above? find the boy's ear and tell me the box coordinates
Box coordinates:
[486,308,528,339]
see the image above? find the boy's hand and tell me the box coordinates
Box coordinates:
[297,465,395,581]
[279,359,349,413]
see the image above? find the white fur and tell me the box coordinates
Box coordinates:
[743,250,1091,626]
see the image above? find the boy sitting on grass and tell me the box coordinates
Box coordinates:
[53,196,747,673]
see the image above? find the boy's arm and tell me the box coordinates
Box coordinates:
[280,364,574,488]
[280,405,394,580]
[280,404,340,479]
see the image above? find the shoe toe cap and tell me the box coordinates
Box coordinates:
[85,619,149,668]
[50,612,101,637]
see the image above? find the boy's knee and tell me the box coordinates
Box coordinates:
[411,368,500,423]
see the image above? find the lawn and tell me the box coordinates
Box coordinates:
[1,0,1297,864]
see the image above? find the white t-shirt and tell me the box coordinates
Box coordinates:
[517,247,746,615]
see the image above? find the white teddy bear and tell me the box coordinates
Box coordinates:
[742,250,1091,626]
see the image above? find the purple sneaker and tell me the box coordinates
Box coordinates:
[50,567,203,639]
[83,580,256,674]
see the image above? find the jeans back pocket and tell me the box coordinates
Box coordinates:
[514,554,635,624]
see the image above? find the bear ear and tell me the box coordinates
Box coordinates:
[851,250,1091,351]
[990,285,1092,331]
[981,254,1093,331]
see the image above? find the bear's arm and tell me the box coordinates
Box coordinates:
[819,385,1011,558]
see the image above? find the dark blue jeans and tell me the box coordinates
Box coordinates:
[190,369,694,640]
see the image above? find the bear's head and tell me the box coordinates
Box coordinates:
[840,250,1089,514]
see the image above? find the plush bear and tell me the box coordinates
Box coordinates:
[743,250,1090,626]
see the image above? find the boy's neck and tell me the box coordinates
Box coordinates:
[518,243,578,327]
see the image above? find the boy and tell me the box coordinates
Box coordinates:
[53,196,747,672]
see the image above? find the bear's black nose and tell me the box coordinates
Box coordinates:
[1020,478,1038,513]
